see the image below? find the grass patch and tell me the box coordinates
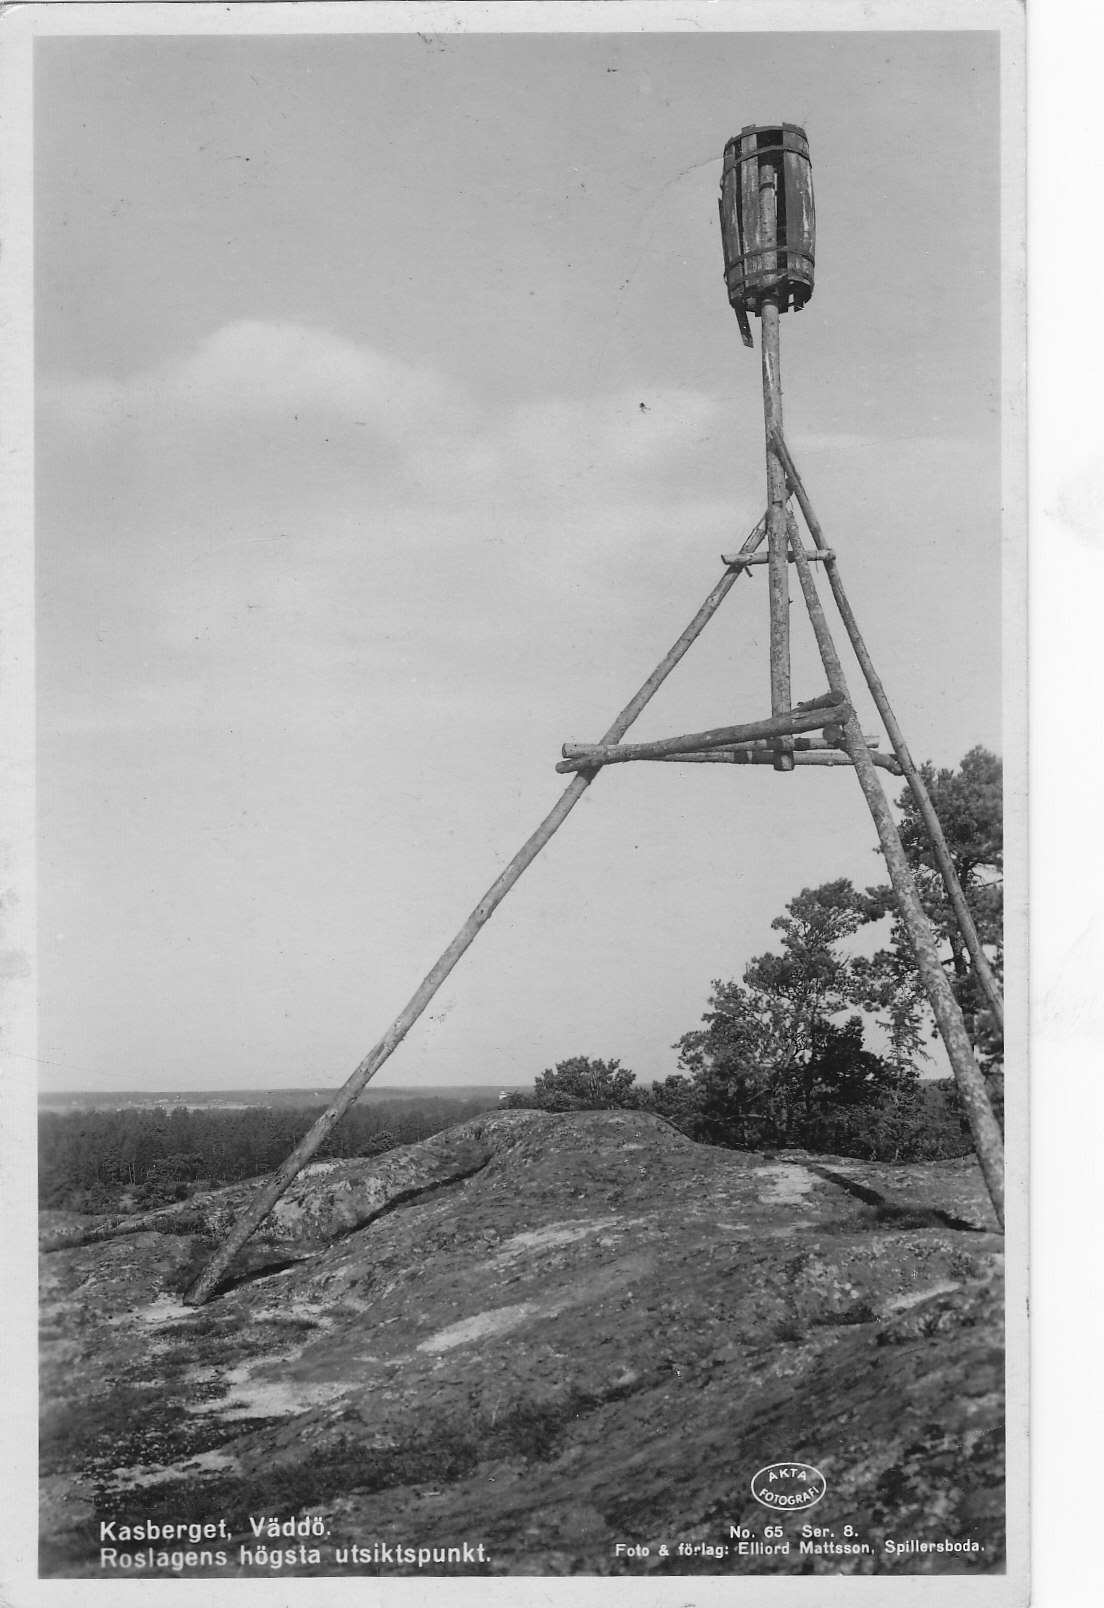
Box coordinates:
[253,1315,323,1334]
[40,1383,233,1478]
[158,1314,222,1339]
[67,1427,484,1543]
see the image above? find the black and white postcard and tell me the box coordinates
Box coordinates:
[1,2,1043,1603]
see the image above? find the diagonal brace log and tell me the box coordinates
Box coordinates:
[569,731,882,755]
[182,515,771,1305]
[771,429,1004,1039]
[555,700,849,772]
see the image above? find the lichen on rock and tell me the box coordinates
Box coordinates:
[40,1109,1004,1578]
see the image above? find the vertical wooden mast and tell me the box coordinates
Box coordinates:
[758,163,794,771]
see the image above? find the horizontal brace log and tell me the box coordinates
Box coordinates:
[615,731,881,755]
[727,731,881,751]
[722,547,834,567]
[556,701,850,772]
[805,730,880,749]
[651,748,904,775]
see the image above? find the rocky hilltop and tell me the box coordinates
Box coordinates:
[40,1108,1005,1579]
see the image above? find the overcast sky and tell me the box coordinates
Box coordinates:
[35,21,1003,1093]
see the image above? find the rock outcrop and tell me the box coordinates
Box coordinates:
[40,1109,1005,1579]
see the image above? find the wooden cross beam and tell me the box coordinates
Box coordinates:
[721,547,833,567]
[637,748,903,776]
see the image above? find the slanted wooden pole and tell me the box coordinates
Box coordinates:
[771,429,1005,1038]
[784,514,1005,1227]
[555,698,848,772]
[759,161,793,773]
[183,515,770,1305]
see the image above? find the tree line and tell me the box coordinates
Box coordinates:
[504,748,1004,1163]
[39,1096,493,1214]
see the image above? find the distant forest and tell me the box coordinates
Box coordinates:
[38,1096,495,1215]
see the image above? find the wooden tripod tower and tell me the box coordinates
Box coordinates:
[185,124,1005,1306]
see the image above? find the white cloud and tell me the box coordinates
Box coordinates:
[41,320,735,493]
[41,320,476,446]
[39,321,995,761]
[170,320,470,438]
[38,323,747,744]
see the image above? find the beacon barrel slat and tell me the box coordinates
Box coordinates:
[720,124,815,321]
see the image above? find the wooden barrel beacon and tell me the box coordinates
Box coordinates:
[719,124,815,335]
